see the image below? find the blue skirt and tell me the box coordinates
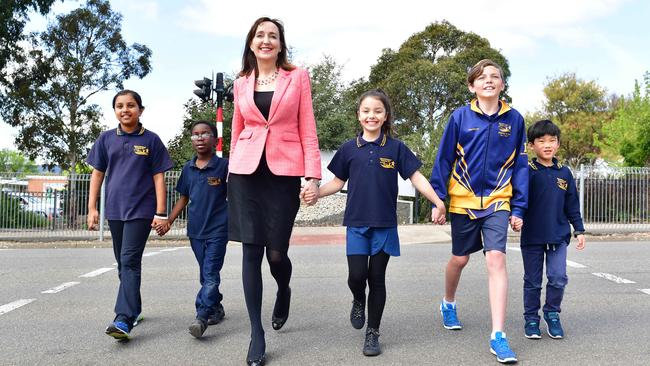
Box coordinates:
[346,226,400,257]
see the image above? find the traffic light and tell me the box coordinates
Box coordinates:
[194,77,212,102]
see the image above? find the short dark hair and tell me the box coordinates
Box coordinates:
[357,89,394,137]
[112,90,144,109]
[240,17,295,77]
[527,119,561,143]
[190,120,218,139]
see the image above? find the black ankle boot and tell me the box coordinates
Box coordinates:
[272,286,291,330]
[350,299,365,329]
[363,327,381,356]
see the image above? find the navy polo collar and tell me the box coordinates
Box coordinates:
[116,123,145,136]
[356,133,387,148]
[532,157,562,170]
[189,154,218,170]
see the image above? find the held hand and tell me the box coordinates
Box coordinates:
[152,217,168,233]
[509,216,523,232]
[576,234,586,250]
[431,205,446,225]
[300,180,319,206]
[87,209,99,231]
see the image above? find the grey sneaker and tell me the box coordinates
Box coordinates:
[188,318,207,338]
[362,327,381,356]
[350,299,365,329]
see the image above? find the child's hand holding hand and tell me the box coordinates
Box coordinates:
[509,216,523,232]
[431,203,446,225]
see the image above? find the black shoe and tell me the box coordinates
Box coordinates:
[363,327,381,356]
[271,286,291,330]
[188,318,207,338]
[246,340,266,366]
[350,299,365,329]
[208,303,225,326]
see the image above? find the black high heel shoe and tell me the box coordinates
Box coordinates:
[271,286,291,330]
[246,340,266,366]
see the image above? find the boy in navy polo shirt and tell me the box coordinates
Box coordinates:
[87,90,173,340]
[429,59,528,363]
[312,89,446,357]
[521,120,586,340]
[158,121,228,338]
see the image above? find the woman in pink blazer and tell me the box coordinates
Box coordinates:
[227,17,321,366]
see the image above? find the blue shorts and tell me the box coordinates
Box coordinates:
[450,210,509,256]
[346,226,400,257]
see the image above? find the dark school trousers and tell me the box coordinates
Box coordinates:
[521,242,568,322]
[108,219,152,328]
[190,236,228,320]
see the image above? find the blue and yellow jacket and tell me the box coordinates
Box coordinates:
[430,100,528,218]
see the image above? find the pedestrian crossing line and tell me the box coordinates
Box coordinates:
[79,267,114,278]
[592,272,636,284]
[41,282,80,294]
[566,260,587,268]
[0,299,36,316]
[143,251,161,257]
[160,248,182,252]
[639,289,650,295]
[508,246,521,252]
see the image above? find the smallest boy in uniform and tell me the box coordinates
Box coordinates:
[521,120,586,340]
[158,121,229,338]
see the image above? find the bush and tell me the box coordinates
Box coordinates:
[0,192,49,228]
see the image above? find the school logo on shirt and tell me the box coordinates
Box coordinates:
[467,127,480,132]
[498,123,511,137]
[557,177,568,190]
[379,158,395,169]
[207,177,222,186]
[133,145,149,156]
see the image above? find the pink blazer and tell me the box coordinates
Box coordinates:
[229,67,322,179]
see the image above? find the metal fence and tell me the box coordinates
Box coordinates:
[1,165,649,240]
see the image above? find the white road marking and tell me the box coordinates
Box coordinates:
[113,263,117,266]
[41,281,80,294]
[592,272,636,284]
[79,267,114,278]
[639,289,650,295]
[508,246,521,252]
[142,251,161,257]
[0,299,36,315]
[566,260,587,268]
[160,248,181,252]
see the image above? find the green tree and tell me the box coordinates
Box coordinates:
[0,148,39,173]
[0,0,152,171]
[308,56,358,150]
[602,72,650,166]
[533,73,611,169]
[0,0,59,75]
[366,21,510,222]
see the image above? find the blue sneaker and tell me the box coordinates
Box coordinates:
[105,321,130,340]
[440,301,462,330]
[524,320,541,339]
[490,332,518,364]
[133,314,144,327]
[544,312,564,339]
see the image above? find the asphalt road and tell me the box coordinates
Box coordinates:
[1,240,649,365]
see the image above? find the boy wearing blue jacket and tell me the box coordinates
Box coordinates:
[430,59,528,364]
[521,120,586,340]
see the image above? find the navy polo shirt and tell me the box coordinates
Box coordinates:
[86,124,173,220]
[328,133,421,227]
[176,155,228,239]
[521,158,585,245]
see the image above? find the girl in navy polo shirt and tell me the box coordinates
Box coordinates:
[311,89,447,356]
[86,90,173,340]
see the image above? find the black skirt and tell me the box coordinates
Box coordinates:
[228,154,301,252]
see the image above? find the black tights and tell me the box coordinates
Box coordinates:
[242,243,292,358]
[347,251,390,329]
